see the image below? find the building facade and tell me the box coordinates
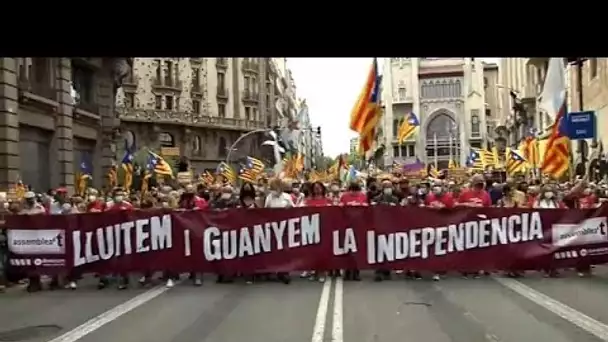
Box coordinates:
[115,58,293,172]
[381,58,500,169]
[0,58,126,192]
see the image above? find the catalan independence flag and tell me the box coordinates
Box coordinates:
[397,112,420,144]
[540,58,570,179]
[506,148,526,175]
[349,58,381,155]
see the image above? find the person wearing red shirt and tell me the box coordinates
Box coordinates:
[99,188,133,290]
[458,174,491,208]
[304,182,332,207]
[457,174,491,278]
[425,181,455,209]
[303,182,331,282]
[339,182,368,206]
[179,184,208,211]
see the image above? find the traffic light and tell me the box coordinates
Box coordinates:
[316,126,321,136]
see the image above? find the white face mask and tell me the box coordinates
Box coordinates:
[161,202,170,208]
[544,192,554,199]
[292,188,300,194]
[383,188,392,195]
[2,202,9,209]
[221,193,232,200]
[88,195,97,202]
[114,196,124,203]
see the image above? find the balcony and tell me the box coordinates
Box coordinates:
[118,108,265,131]
[151,77,182,92]
[242,89,259,103]
[190,58,203,64]
[242,59,259,74]
[75,99,100,115]
[217,86,229,100]
[216,58,228,69]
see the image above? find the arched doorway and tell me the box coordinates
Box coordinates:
[159,132,175,147]
[425,112,459,170]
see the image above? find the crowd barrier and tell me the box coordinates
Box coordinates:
[4,206,608,275]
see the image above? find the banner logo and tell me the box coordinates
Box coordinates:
[552,217,608,248]
[7,229,66,255]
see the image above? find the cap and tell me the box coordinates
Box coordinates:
[24,191,35,199]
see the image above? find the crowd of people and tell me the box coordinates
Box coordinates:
[0,171,606,292]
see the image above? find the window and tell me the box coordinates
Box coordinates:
[126,93,135,108]
[393,119,401,138]
[192,68,200,87]
[266,94,271,108]
[484,77,488,88]
[471,110,480,136]
[393,146,399,157]
[218,103,226,117]
[165,95,173,110]
[455,80,461,96]
[485,108,492,117]
[155,95,162,109]
[408,145,415,157]
[252,107,257,121]
[398,87,406,100]
[244,76,250,91]
[590,58,598,79]
[192,99,200,113]
[192,136,201,154]
[400,146,407,157]
[245,107,251,120]
[32,58,49,84]
[251,77,257,93]
[71,63,94,105]
[218,72,225,88]
[165,61,173,85]
[155,60,161,81]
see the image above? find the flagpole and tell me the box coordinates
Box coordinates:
[449,132,453,166]
[434,133,438,169]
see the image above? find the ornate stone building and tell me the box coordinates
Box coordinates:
[0,58,126,192]
[381,58,500,169]
[115,58,285,172]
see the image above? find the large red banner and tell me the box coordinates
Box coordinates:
[5,207,608,274]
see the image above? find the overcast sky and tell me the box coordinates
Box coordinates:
[288,58,500,157]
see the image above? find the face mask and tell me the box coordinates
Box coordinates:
[244,199,254,207]
[432,187,442,195]
[544,192,554,199]
[292,188,300,194]
[221,193,231,200]
[88,195,97,202]
[161,202,170,208]
[383,188,392,195]
[271,190,280,197]
[114,196,124,203]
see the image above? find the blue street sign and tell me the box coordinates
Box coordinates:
[566,110,596,140]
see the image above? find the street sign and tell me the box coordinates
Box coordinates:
[566,111,596,140]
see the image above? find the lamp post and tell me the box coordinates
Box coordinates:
[225,128,270,165]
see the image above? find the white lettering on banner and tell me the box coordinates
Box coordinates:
[333,228,357,255]
[203,214,320,261]
[8,229,65,255]
[367,212,543,264]
[552,217,608,248]
[73,214,172,267]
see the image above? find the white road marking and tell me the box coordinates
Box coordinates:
[495,277,608,341]
[46,282,180,342]
[311,278,333,342]
[332,277,344,342]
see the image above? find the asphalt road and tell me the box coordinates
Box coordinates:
[2,269,608,342]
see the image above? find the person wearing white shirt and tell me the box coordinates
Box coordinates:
[264,178,293,284]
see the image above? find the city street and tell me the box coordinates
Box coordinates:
[2,269,608,342]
